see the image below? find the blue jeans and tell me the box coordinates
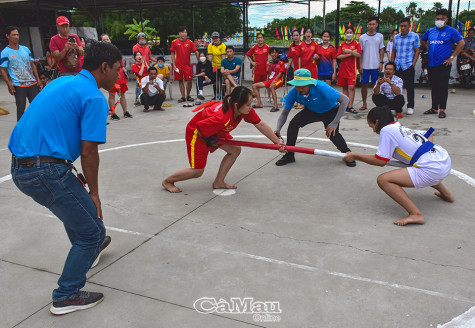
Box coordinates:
[135,80,141,101]
[11,160,105,301]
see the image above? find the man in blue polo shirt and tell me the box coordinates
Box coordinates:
[9,41,122,315]
[274,68,356,167]
[421,9,465,118]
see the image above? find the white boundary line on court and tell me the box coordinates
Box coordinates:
[4,135,473,187]
[4,138,474,324]
[438,305,475,327]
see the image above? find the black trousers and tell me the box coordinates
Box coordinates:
[14,84,40,121]
[395,65,415,109]
[140,93,165,109]
[427,64,451,110]
[286,106,351,156]
[372,94,405,113]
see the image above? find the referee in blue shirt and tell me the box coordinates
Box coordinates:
[9,41,122,315]
[421,9,465,118]
[274,68,356,167]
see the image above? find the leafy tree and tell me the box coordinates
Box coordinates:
[416,8,425,19]
[432,2,444,12]
[458,9,475,23]
[325,1,376,26]
[380,7,404,25]
[406,2,418,20]
[124,18,158,40]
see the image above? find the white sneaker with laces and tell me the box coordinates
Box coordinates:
[407,108,414,115]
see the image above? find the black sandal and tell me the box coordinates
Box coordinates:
[423,108,438,114]
[186,96,194,102]
[438,111,446,118]
[345,107,358,114]
[178,97,186,103]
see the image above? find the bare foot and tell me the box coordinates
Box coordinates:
[213,183,237,189]
[434,191,454,202]
[162,180,182,193]
[393,214,425,226]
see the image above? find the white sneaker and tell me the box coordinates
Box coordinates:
[407,108,414,115]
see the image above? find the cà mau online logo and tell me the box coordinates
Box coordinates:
[194,297,282,314]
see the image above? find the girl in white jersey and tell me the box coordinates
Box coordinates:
[343,106,454,226]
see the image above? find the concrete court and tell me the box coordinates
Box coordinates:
[0,78,474,328]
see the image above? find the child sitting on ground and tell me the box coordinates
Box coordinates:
[155,56,171,107]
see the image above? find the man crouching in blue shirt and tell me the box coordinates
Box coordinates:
[9,41,122,315]
[274,68,356,167]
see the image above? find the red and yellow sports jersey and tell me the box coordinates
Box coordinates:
[132,43,152,64]
[287,42,301,70]
[170,38,198,70]
[117,61,127,85]
[246,44,271,74]
[268,60,286,82]
[299,41,319,67]
[131,63,148,84]
[188,101,261,140]
[336,41,362,79]
[299,40,319,78]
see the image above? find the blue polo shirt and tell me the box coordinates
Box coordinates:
[284,80,340,113]
[9,70,108,162]
[421,26,463,67]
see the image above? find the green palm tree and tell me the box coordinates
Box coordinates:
[124,18,158,40]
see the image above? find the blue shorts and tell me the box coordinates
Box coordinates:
[361,69,379,84]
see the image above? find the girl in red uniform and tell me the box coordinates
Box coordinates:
[336,27,362,114]
[246,33,271,83]
[299,27,319,79]
[162,86,285,193]
[287,29,301,72]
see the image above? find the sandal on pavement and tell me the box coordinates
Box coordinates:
[345,107,358,114]
[270,107,280,112]
[186,96,194,102]
[424,108,438,114]
[359,106,367,111]
[438,111,446,118]
[178,97,186,103]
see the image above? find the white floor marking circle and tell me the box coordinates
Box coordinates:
[213,189,237,196]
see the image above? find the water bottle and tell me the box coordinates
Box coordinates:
[421,95,427,99]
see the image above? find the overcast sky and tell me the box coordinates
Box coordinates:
[247,0,462,27]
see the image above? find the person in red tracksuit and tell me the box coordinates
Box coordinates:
[162,86,285,193]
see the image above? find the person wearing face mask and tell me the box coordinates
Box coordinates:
[162,86,285,193]
[132,33,157,66]
[154,56,171,107]
[420,9,465,118]
[193,51,215,102]
[274,68,356,167]
[336,27,362,114]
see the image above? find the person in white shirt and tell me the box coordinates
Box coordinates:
[343,106,453,226]
[372,62,405,118]
[140,66,166,112]
[358,16,385,111]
